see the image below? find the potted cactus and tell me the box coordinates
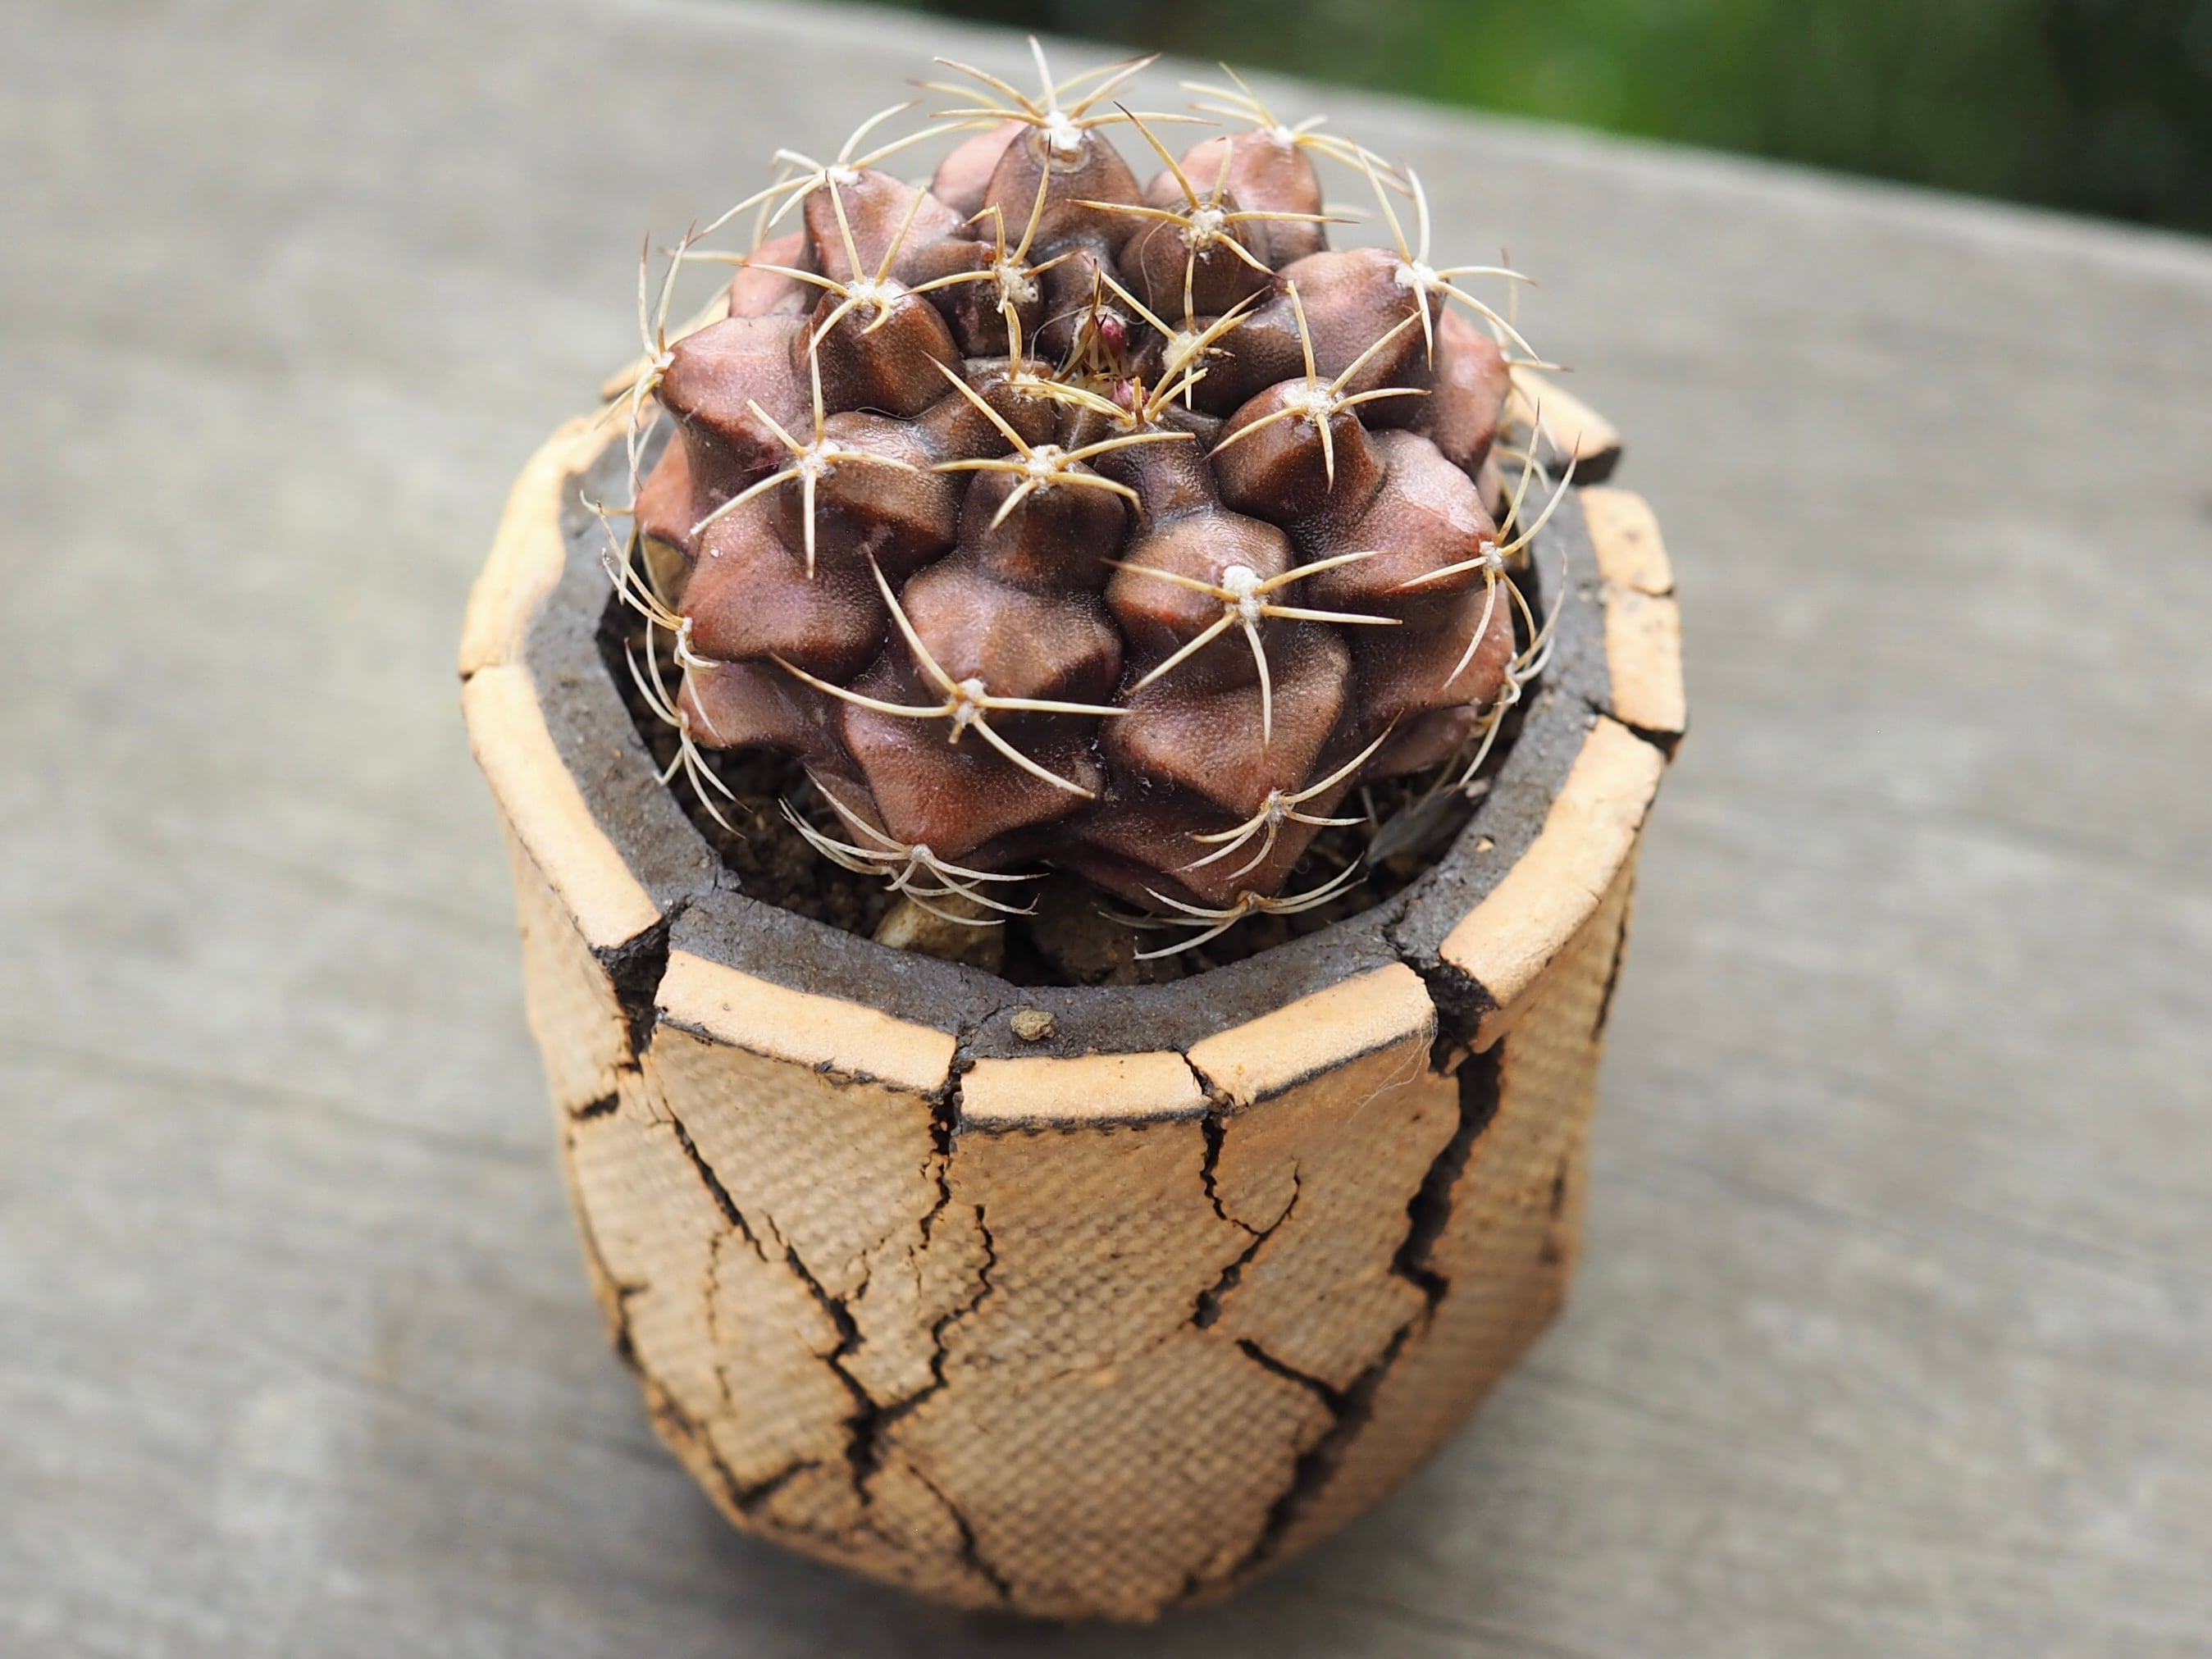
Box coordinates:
[462,45,1682,1622]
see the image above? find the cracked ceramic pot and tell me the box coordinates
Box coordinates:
[459,410,1684,1621]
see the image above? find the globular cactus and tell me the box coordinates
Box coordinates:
[605,46,1568,956]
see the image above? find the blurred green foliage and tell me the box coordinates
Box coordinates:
[871,0,2212,232]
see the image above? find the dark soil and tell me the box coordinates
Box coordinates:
[599,575,1533,988]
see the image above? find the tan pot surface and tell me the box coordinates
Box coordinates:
[462,408,1682,1620]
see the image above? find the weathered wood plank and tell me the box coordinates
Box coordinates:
[2,0,2208,1653]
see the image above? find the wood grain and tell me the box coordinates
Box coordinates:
[7,0,2210,1652]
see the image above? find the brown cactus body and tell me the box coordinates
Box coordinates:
[614,50,1557,941]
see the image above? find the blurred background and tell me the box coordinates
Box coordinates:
[873,0,2212,232]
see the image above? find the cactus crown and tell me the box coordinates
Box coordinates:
[601,46,1569,965]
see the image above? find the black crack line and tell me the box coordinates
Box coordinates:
[815,1206,1002,1600]
[1394,942,1498,1060]
[1393,1042,1502,1306]
[665,1110,759,1251]
[774,1238,886,1493]
[925,1010,985,1228]
[664,1109,785,1450]
[670,1062,1001,1577]
[1617,717,1685,759]
[732,1457,822,1516]
[593,901,680,1063]
[941,1004,1011,1143]
[637,1371,800,1521]
[662,1109,874,1486]
[905,1206,996,1420]
[1211,1026,1507,1592]
[604,1283,645,1373]
[1234,1338,1344,1412]
[846,1204,998,1502]
[1197,1104,1248,1235]
[1193,1175,1300,1330]
[1214,1320,1418,1593]
[563,1127,646,1370]
[886,1041,1001,1441]
[1576,678,1682,760]
[650,1136,899,1518]
[903,1407,1013,1603]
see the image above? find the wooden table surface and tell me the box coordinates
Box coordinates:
[7,2,2210,1653]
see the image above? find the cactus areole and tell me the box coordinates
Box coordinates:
[602,47,1581,971]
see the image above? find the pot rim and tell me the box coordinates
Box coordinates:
[462,412,1681,1118]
